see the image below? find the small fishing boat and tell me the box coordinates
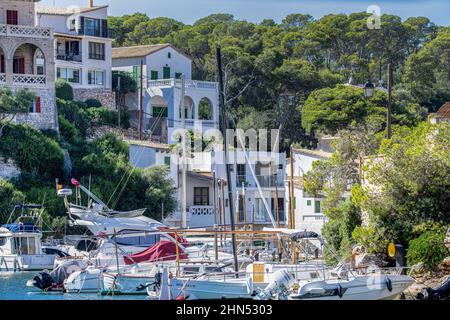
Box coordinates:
[0,205,56,271]
[289,273,414,300]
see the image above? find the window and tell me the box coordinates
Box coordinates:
[0,237,6,246]
[314,200,321,213]
[6,10,18,25]
[31,96,41,113]
[57,67,80,84]
[88,42,105,60]
[132,65,141,81]
[168,52,171,59]
[1,55,4,73]
[164,156,171,167]
[194,187,209,206]
[69,19,76,31]
[307,200,312,206]
[13,58,25,74]
[88,70,104,86]
[84,17,101,36]
[175,72,182,79]
[150,70,158,80]
[152,105,167,117]
[163,66,170,79]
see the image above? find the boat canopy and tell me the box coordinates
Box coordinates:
[123,240,189,265]
[289,231,321,241]
[1,223,41,234]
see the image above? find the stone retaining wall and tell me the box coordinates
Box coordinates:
[73,88,116,110]
[0,158,20,180]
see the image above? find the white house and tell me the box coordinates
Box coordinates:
[35,0,114,108]
[285,148,332,235]
[0,0,58,130]
[112,43,219,143]
[128,139,287,230]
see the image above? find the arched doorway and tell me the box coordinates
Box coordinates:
[180,96,195,120]
[12,43,46,75]
[149,95,168,143]
[199,97,213,120]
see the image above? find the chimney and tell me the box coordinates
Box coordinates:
[88,0,94,8]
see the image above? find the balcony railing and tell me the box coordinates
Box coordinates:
[147,78,218,90]
[0,73,5,84]
[235,175,284,188]
[56,51,82,62]
[13,74,46,86]
[0,24,52,39]
[189,206,215,216]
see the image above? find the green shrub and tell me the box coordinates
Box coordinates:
[406,230,448,270]
[0,179,25,223]
[86,107,118,126]
[58,115,79,143]
[55,79,74,101]
[0,124,65,179]
[352,225,389,254]
[85,98,102,108]
[57,99,90,137]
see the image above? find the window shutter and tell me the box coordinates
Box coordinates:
[19,58,25,74]
[0,55,4,73]
[101,19,108,38]
[35,97,41,113]
[79,16,85,35]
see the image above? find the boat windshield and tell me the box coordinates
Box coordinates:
[13,236,37,255]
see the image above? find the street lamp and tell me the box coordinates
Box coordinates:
[363,80,375,98]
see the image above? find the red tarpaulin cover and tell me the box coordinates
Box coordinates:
[123,241,188,265]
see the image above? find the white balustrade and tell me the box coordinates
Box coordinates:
[189,206,214,215]
[13,74,46,86]
[0,24,52,39]
[147,78,218,90]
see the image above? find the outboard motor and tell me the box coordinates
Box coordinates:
[32,272,55,291]
[417,277,450,300]
[255,269,295,300]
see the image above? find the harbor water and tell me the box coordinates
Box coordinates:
[0,272,143,300]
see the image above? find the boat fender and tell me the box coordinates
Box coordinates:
[337,284,343,298]
[386,277,392,292]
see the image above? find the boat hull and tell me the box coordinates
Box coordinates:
[0,254,55,271]
[101,273,154,295]
[169,278,260,300]
[290,275,414,300]
[64,269,102,293]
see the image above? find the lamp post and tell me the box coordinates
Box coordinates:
[363,80,375,98]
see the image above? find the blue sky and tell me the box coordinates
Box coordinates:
[40,0,450,26]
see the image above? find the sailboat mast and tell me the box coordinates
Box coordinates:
[216,47,239,277]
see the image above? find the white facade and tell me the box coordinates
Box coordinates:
[128,141,287,229]
[285,148,331,235]
[36,4,113,91]
[112,44,219,144]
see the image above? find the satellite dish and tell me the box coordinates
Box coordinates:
[57,188,73,197]
[388,242,396,258]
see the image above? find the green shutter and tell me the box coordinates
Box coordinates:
[151,70,158,80]
[314,200,321,213]
[163,66,170,79]
[307,200,311,206]
[164,156,171,167]
[132,65,141,83]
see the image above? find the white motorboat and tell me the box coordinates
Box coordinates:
[102,261,232,295]
[0,205,55,271]
[289,273,415,300]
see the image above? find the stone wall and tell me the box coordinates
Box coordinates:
[0,158,20,180]
[12,88,58,131]
[73,88,116,110]
[0,0,35,26]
